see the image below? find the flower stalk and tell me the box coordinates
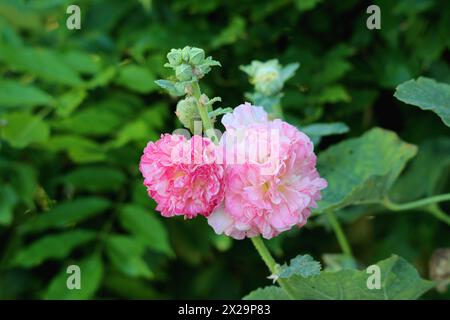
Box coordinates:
[382,193,450,212]
[190,81,219,144]
[325,210,353,257]
[251,236,296,299]
[382,194,450,227]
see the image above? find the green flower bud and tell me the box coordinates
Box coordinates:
[176,97,200,132]
[167,49,182,66]
[181,46,191,62]
[241,60,296,96]
[175,64,193,81]
[189,47,205,65]
[253,62,282,95]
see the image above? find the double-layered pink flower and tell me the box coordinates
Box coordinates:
[139,103,326,239]
[207,103,327,239]
[139,134,224,219]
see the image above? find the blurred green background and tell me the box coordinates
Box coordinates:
[0,0,449,299]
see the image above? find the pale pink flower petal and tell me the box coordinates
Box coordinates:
[221,102,268,130]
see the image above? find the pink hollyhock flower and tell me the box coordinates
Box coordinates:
[139,134,225,219]
[221,102,268,130]
[208,103,327,239]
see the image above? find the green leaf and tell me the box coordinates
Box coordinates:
[104,271,160,299]
[208,107,233,118]
[138,0,152,11]
[316,128,417,213]
[394,77,450,127]
[245,255,433,300]
[118,204,172,256]
[300,122,349,144]
[106,235,153,279]
[0,185,18,226]
[244,286,289,300]
[316,85,351,104]
[9,163,37,207]
[0,79,54,109]
[61,166,126,192]
[0,1,42,30]
[115,64,157,93]
[322,253,358,272]
[277,254,321,279]
[0,112,50,148]
[51,108,121,136]
[211,16,246,49]
[301,122,349,136]
[19,197,110,234]
[154,79,185,97]
[44,254,103,300]
[288,255,433,299]
[378,57,413,89]
[12,230,96,268]
[279,63,300,82]
[312,45,354,85]
[391,138,450,201]
[44,135,106,163]
[108,119,153,148]
[55,89,87,117]
[0,45,82,86]
[294,0,322,11]
[86,66,116,89]
[61,51,102,75]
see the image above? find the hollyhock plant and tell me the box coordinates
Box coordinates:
[208,103,327,239]
[151,47,330,299]
[139,134,224,219]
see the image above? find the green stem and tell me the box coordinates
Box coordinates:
[251,236,296,299]
[191,81,219,144]
[325,210,353,257]
[272,103,284,119]
[382,193,450,212]
[251,236,277,273]
[426,204,450,227]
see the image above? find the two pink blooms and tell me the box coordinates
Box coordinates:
[139,103,327,239]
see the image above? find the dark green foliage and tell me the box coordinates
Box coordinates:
[0,0,449,299]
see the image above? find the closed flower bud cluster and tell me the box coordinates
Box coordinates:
[176,97,201,132]
[163,46,220,82]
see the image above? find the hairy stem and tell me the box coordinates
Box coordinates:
[191,81,219,144]
[251,236,296,299]
[325,210,353,257]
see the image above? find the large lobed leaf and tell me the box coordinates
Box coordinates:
[391,138,450,201]
[394,77,450,127]
[244,255,433,300]
[316,128,417,213]
[277,255,321,279]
